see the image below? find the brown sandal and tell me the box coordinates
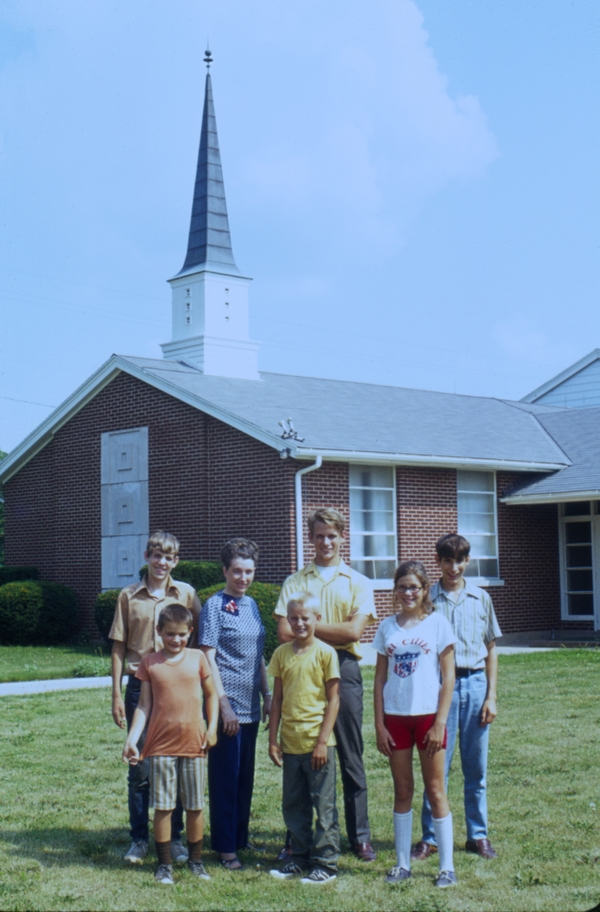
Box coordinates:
[220,856,244,870]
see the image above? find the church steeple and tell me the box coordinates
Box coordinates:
[179,49,239,276]
[161,50,260,380]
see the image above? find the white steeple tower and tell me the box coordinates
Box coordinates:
[161,49,260,379]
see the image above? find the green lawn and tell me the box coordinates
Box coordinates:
[0,652,599,911]
[0,645,111,683]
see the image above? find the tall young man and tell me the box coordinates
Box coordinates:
[274,508,377,861]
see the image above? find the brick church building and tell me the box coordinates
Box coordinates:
[3,53,600,640]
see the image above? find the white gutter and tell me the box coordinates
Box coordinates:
[295,455,322,570]
[502,490,600,505]
[291,449,567,473]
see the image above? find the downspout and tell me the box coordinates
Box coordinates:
[294,455,322,570]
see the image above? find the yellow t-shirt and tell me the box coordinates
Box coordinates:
[268,641,340,754]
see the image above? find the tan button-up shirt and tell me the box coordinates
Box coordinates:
[274,560,377,659]
[109,576,201,674]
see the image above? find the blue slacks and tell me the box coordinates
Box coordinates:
[207,720,259,853]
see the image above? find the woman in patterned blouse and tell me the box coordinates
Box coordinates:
[199,538,271,870]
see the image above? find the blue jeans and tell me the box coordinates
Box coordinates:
[421,671,490,844]
[125,677,183,842]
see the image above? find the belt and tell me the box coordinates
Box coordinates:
[455,667,484,678]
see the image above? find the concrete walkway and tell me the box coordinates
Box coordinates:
[0,645,558,697]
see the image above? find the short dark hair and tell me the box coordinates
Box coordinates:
[157,603,193,629]
[220,538,260,569]
[435,533,471,562]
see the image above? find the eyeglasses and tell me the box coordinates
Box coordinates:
[396,586,423,595]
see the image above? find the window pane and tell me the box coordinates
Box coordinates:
[351,533,395,558]
[350,488,394,512]
[465,534,496,557]
[567,569,593,591]
[458,492,495,514]
[563,501,591,516]
[568,593,594,616]
[373,559,397,579]
[478,558,499,577]
[350,510,394,533]
[566,545,592,568]
[349,465,394,488]
[457,470,494,492]
[565,522,592,545]
[458,512,495,534]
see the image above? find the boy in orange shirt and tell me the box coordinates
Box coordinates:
[123,604,218,885]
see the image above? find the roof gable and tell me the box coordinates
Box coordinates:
[521,349,600,408]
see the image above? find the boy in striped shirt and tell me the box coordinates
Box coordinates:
[412,534,502,862]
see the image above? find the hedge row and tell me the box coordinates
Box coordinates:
[95,579,281,662]
[0,580,78,645]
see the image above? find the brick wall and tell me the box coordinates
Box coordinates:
[3,372,572,639]
[4,372,297,635]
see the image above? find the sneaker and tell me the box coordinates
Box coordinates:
[154,863,174,884]
[269,861,304,880]
[435,869,458,888]
[300,867,337,885]
[188,860,211,880]
[171,840,189,863]
[124,839,148,864]
[385,866,412,883]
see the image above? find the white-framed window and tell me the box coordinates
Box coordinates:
[457,470,499,579]
[559,501,597,618]
[349,464,397,581]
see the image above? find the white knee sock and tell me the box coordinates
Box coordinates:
[432,813,454,872]
[393,810,412,871]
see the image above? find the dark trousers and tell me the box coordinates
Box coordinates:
[124,676,183,842]
[334,651,371,844]
[207,720,259,853]
[283,748,340,873]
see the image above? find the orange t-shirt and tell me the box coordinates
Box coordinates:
[136,648,211,759]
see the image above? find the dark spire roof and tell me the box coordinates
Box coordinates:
[178,57,239,276]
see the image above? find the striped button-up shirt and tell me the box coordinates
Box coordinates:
[430,580,501,670]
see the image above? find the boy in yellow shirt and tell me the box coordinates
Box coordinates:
[268,592,341,885]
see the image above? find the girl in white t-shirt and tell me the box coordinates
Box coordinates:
[373,560,457,888]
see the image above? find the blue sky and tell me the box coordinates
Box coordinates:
[1,0,598,452]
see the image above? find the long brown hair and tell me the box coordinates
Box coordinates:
[393,560,433,617]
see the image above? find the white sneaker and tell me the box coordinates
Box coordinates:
[171,840,189,863]
[124,839,148,864]
[300,867,337,884]
[270,861,304,879]
[154,863,174,884]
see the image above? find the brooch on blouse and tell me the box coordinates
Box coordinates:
[222,599,239,616]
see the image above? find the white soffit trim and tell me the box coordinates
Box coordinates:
[293,449,567,472]
[502,490,600,505]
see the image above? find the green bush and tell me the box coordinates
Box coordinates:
[0,581,43,645]
[0,567,40,585]
[73,649,111,678]
[35,582,79,644]
[196,580,281,662]
[139,560,223,591]
[94,589,120,641]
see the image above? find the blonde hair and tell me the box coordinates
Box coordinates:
[393,560,433,617]
[307,508,345,534]
[287,591,321,616]
[146,531,180,557]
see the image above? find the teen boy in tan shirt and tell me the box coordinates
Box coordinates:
[110,531,201,864]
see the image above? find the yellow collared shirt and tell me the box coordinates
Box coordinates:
[274,560,377,659]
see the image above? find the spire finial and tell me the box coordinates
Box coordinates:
[204,46,212,70]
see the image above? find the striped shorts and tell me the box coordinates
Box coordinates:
[148,756,206,811]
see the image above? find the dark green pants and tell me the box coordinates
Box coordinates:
[282,748,340,873]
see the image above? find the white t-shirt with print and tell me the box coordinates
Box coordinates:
[373,612,456,716]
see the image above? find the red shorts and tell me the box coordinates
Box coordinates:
[384,713,447,752]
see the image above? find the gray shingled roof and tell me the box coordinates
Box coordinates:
[121,355,569,467]
[502,407,600,500]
